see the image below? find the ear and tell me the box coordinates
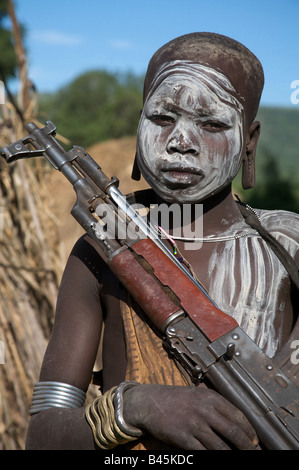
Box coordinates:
[131,109,143,181]
[131,152,141,181]
[242,121,261,189]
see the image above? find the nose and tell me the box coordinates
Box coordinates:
[167,129,199,156]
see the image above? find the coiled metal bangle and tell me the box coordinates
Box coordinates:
[114,381,144,437]
[85,381,144,449]
[29,381,86,415]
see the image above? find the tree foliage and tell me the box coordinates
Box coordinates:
[38,70,144,148]
[0,0,18,80]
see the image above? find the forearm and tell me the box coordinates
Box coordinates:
[26,407,96,450]
[25,383,143,451]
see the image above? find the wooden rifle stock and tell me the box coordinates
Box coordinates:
[109,238,237,340]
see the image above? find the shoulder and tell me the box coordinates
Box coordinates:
[256,208,299,238]
[70,233,105,263]
[66,234,110,284]
[255,208,299,262]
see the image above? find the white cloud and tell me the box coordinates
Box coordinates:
[31,30,84,46]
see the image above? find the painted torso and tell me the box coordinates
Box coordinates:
[172,209,299,358]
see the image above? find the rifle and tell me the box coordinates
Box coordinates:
[1,121,299,450]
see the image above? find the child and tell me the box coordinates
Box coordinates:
[26,32,299,450]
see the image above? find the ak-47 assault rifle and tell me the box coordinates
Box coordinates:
[1,121,299,450]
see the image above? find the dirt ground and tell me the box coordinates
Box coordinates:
[48,136,148,264]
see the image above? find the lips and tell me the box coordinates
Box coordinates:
[161,161,204,174]
[160,163,204,187]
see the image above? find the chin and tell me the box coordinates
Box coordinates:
[141,167,218,204]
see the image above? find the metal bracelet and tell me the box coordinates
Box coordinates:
[113,381,144,437]
[29,381,86,415]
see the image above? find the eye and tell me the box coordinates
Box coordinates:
[201,121,230,132]
[148,114,175,126]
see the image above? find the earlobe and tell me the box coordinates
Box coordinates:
[242,121,261,189]
[242,151,255,189]
[131,152,141,181]
[131,110,143,181]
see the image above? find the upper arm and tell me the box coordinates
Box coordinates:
[258,209,299,265]
[39,235,105,392]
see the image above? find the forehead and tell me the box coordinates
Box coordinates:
[145,73,241,119]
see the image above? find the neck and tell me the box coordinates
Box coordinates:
[152,185,243,237]
[200,185,242,236]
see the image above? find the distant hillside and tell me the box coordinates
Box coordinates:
[233,106,299,212]
[256,106,299,181]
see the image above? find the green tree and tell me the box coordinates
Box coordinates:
[39,70,144,147]
[0,0,18,81]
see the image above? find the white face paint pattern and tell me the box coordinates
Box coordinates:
[137,61,245,203]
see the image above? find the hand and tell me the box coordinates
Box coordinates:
[123,384,259,450]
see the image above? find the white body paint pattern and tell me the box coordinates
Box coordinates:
[205,209,299,357]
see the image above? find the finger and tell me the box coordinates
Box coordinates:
[215,398,259,446]
[212,417,259,450]
[193,428,232,450]
[183,438,208,450]
[228,413,259,447]
[164,430,208,450]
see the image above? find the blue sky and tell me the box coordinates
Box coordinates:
[10,0,299,107]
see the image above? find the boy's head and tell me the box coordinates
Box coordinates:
[133,33,264,201]
[144,32,264,127]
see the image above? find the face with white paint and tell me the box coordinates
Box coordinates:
[136,64,245,204]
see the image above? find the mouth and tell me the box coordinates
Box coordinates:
[160,164,204,187]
